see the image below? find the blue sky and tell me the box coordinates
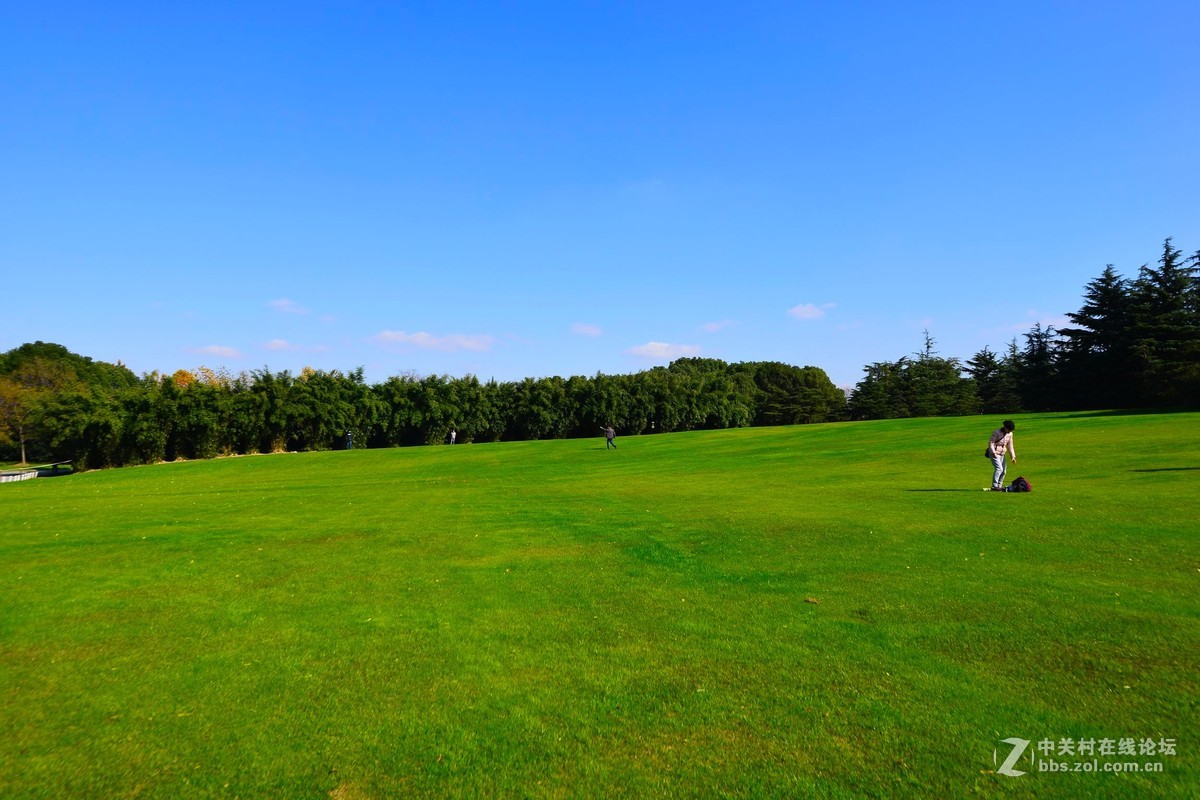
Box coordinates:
[4,1,1198,389]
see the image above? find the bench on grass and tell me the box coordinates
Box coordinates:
[0,461,73,483]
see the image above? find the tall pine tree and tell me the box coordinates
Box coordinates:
[1128,238,1200,404]
[1058,265,1134,408]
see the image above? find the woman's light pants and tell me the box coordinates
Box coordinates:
[989,453,1007,490]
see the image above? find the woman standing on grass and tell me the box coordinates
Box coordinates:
[986,420,1017,491]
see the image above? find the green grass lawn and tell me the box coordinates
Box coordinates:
[2,411,1197,798]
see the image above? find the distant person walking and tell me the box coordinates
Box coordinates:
[449,428,456,445]
[985,420,1017,491]
[604,426,617,450]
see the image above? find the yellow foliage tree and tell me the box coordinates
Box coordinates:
[172,369,197,388]
[0,377,40,464]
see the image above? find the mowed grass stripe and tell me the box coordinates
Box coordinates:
[2,411,1197,798]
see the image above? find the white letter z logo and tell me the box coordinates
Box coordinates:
[995,738,1031,777]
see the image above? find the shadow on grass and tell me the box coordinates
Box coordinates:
[903,489,979,492]
[1026,407,1197,420]
[37,468,74,478]
[1130,467,1200,473]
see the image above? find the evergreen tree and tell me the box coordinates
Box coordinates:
[994,339,1025,413]
[847,359,909,420]
[905,332,979,417]
[965,347,1003,413]
[1016,322,1061,411]
[1058,265,1134,408]
[1128,238,1200,404]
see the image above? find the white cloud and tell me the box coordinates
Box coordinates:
[374,330,493,352]
[269,298,309,315]
[788,302,835,321]
[702,319,734,333]
[1023,310,1070,330]
[571,323,603,337]
[262,339,330,354]
[990,311,1072,337]
[626,341,702,359]
[190,345,242,359]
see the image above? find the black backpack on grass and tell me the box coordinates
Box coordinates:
[1010,476,1031,493]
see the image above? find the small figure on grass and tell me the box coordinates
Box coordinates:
[604,425,617,450]
[984,420,1016,491]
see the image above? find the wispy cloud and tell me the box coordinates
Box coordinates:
[702,319,734,333]
[190,345,242,359]
[787,302,835,321]
[626,341,702,359]
[374,330,494,352]
[989,310,1072,338]
[268,298,309,315]
[1022,310,1070,330]
[571,323,603,337]
[263,339,330,353]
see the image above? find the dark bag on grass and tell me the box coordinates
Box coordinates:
[1010,476,1031,493]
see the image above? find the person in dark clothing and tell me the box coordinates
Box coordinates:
[604,426,617,450]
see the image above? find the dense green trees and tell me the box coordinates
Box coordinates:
[846,333,978,420]
[1058,265,1135,409]
[964,346,1020,414]
[0,342,140,392]
[849,238,1199,420]
[1034,238,1199,410]
[0,342,847,469]
[0,378,41,464]
[749,362,845,425]
[3,238,1195,468]
[0,344,139,465]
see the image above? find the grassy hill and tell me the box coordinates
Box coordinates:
[2,412,1197,798]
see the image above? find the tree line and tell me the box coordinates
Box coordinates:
[3,238,1196,469]
[0,346,844,469]
[846,238,1199,418]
